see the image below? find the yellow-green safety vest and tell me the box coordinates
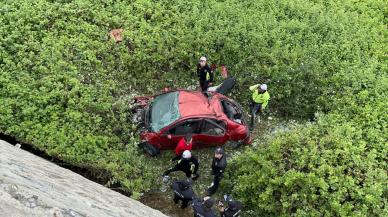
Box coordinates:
[249,84,270,109]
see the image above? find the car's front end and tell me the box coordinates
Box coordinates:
[132,91,182,150]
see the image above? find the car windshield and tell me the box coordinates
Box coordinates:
[150,91,181,132]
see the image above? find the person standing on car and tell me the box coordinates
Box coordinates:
[197,56,214,92]
[171,178,195,209]
[192,196,217,217]
[172,134,193,160]
[163,150,199,179]
[207,147,227,195]
[249,83,270,129]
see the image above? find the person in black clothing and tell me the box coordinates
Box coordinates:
[163,150,199,178]
[207,147,227,195]
[197,56,214,92]
[192,196,217,217]
[171,178,195,209]
[218,196,243,217]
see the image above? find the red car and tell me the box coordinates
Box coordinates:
[132,78,251,156]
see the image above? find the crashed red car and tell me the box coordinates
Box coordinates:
[132,78,251,156]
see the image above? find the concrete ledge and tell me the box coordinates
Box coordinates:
[0,140,168,217]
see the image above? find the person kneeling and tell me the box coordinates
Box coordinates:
[171,178,194,209]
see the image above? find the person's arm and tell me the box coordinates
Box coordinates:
[172,155,181,161]
[249,84,259,91]
[197,65,201,78]
[175,138,184,155]
[191,157,199,174]
[261,93,270,109]
[209,67,214,83]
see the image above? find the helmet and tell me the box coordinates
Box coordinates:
[204,198,214,209]
[182,150,192,159]
[260,84,267,91]
[228,200,238,211]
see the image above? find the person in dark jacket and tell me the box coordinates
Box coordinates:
[197,56,214,92]
[207,147,227,195]
[218,196,243,217]
[192,196,217,217]
[163,150,199,178]
[171,178,195,209]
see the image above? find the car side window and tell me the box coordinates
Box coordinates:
[201,119,225,136]
[169,120,201,135]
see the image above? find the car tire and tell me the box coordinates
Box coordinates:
[227,140,243,148]
[139,142,160,157]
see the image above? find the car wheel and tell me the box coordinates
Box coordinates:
[139,142,160,157]
[227,140,243,148]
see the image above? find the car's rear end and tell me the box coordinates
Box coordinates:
[220,97,252,145]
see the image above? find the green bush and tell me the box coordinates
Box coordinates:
[223,1,387,215]
[225,96,387,216]
[0,0,386,209]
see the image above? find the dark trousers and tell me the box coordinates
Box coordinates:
[173,194,191,209]
[250,102,262,129]
[207,174,223,195]
[163,166,192,178]
[200,80,210,92]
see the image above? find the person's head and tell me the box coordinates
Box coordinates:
[203,196,214,210]
[199,56,207,67]
[258,84,267,93]
[214,147,224,159]
[182,150,192,159]
[179,178,192,190]
[227,200,238,211]
[184,134,193,144]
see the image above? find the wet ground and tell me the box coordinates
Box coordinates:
[140,115,291,217]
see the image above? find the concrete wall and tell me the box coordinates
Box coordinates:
[0,140,168,217]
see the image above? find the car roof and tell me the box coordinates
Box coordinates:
[178,90,225,118]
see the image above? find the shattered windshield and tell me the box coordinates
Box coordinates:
[150,91,181,132]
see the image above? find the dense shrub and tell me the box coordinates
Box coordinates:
[225,95,387,216]
[0,0,386,210]
[223,1,387,216]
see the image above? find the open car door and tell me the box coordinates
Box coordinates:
[215,76,236,95]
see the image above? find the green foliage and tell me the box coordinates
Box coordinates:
[223,1,387,215]
[226,98,387,216]
[0,0,386,213]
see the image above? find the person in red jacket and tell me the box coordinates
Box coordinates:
[175,134,193,157]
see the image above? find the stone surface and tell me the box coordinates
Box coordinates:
[0,140,168,217]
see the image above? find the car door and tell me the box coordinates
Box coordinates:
[159,119,202,149]
[196,119,228,147]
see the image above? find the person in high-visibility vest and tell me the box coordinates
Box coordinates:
[197,56,214,92]
[249,84,270,129]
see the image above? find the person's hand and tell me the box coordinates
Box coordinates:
[191,173,199,180]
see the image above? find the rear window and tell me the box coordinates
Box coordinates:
[150,91,181,132]
[221,100,243,124]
